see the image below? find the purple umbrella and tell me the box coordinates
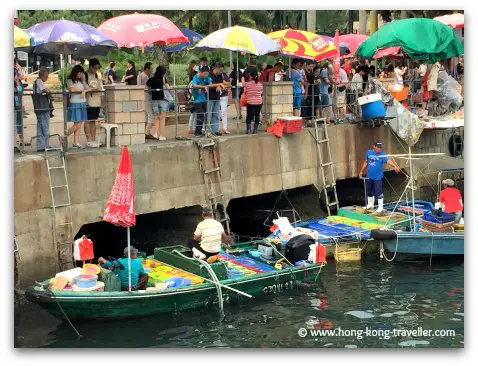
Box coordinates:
[27,19,117,56]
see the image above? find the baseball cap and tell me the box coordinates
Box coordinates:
[443,178,455,186]
[374,142,383,148]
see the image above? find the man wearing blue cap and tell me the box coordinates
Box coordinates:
[359,142,401,212]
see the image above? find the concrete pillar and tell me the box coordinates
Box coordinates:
[307,10,316,33]
[369,10,378,34]
[359,10,367,35]
[104,85,146,146]
[262,81,294,125]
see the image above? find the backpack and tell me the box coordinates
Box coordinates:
[31,79,51,114]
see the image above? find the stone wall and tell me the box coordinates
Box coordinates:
[104,85,146,146]
[262,81,294,123]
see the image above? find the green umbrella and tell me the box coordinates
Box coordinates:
[355,18,464,62]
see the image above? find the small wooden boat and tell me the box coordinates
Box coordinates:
[25,241,325,320]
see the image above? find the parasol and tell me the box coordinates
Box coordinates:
[434,13,464,29]
[165,28,203,53]
[103,146,136,292]
[339,33,369,55]
[98,13,188,48]
[14,25,32,48]
[355,18,464,62]
[373,46,404,59]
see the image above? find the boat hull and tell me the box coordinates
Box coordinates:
[25,264,323,319]
[382,232,464,260]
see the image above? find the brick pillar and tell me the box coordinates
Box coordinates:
[104,85,146,146]
[262,81,294,125]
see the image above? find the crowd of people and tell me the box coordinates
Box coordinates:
[14,53,465,151]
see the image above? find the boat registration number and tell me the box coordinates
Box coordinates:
[263,280,295,294]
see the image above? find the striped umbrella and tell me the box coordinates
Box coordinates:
[434,13,464,29]
[193,25,280,55]
[267,29,338,61]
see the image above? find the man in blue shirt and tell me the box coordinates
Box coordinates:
[98,246,147,291]
[289,59,303,112]
[359,142,401,212]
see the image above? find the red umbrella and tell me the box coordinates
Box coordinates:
[103,146,136,291]
[339,33,369,55]
[373,46,403,59]
[333,29,341,83]
[434,13,464,29]
[98,13,188,48]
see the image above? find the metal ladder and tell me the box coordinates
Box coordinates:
[196,138,231,235]
[41,134,75,271]
[314,118,339,216]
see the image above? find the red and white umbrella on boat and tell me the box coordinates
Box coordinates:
[103,146,136,291]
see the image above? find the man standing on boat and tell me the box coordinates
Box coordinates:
[439,178,464,223]
[359,142,401,213]
[189,206,232,264]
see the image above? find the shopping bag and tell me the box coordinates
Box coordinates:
[240,92,247,107]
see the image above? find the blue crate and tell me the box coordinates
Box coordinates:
[423,211,455,224]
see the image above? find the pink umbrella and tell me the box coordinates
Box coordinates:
[434,13,464,29]
[104,146,136,291]
[333,29,341,83]
[340,34,369,55]
[98,13,188,48]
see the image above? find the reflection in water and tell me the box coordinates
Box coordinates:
[15,258,464,348]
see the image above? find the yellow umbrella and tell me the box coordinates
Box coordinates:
[14,25,31,48]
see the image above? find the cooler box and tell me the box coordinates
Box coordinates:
[358,93,386,120]
[278,116,302,133]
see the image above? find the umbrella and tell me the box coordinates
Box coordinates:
[267,29,338,61]
[320,35,350,56]
[339,33,369,55]
[355,18,464,62]
[27,19,117,56]
[194,25,280,55]
[14,25,32,48]
[98,13,188,48]
[165,28,203,53]
[103,146,136,292]
[434,13,464,29]
[373,46,404,59]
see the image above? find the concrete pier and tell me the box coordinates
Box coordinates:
[14,125,460,286]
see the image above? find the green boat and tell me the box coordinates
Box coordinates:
[25,241,325,320]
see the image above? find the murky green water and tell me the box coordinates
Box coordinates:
[14,257,464,348]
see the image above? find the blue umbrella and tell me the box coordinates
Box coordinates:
[165,28,203,53]
[27,19,117,56]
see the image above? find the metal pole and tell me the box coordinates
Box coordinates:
[174,87,179,139]
[409,145,416,231]
[228,11,232,68]
[127,226,131,292]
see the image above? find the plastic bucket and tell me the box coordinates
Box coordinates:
[74,274,98,288]
[358,93,386,119]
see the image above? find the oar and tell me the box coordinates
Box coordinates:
[170,251,253,299]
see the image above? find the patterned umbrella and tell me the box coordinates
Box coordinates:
[373,46,404,59]
[27,19,117,55]
[165,28,203,53]
[267,29,337,61]
[104,146,136,291]
[98,13,188,48]
[434,13,464,29]
[14,25,31,48]
[194,25,280,55]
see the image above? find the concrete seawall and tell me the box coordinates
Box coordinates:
[14,125,458,286]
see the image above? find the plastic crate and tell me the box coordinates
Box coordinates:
[421,220,455,232]
[423,211,455,224]
[278,117,302,133]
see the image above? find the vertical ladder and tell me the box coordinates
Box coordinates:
[43,135,75,271]
[314,118,339,216]
[196,138,231,235]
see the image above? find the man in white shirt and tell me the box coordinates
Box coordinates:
[189,206,232,264]
[351,66,365,94]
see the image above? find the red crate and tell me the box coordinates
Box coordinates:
[278,117,302,133]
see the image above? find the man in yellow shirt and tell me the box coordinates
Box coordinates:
[189,206,232,264]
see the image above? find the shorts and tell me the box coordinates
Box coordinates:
[232,87,243,100]
[320,94,330,107]
[336,94,346,107]
[87,106,100,121]
[67,102,87,122]
[293,92,302,110]
[152,99,169,114]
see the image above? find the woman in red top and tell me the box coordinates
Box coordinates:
[244,71,263,134]
[439,178,464,223]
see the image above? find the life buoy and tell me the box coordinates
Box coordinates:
[370,228,397,240]
[449,135,463,157]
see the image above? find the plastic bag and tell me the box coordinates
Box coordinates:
[430,70,463,116]
[266,120,284,138]
[240,92,247,107]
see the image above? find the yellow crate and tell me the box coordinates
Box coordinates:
[334,247,362,262]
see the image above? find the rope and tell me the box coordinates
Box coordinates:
[429,232,434,269]
[380,229,400,262]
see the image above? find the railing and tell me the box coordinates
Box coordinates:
[13,76,448,154]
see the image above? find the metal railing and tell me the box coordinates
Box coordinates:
[14,75,456,153]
